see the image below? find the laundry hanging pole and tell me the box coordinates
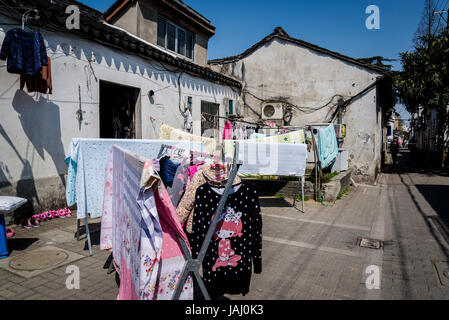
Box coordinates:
[172,142,242,300]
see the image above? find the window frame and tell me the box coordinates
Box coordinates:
[157,15,194,61]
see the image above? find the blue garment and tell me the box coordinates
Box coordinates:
[0,214,9,258]
[64,139,205,219]
[0,28,47,75]
[161,159,180,185]
[318,124,339,169]
[65,140,80,207]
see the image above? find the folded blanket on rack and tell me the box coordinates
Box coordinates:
[223,129,306,159]
[232,142,308,177]
[158,123,217,155]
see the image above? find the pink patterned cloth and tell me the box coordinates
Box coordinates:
[104,145,192,300]
[100,149,114,251]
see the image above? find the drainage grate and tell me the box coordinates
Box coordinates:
[357,237,383,250]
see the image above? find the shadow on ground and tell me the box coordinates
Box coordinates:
[415,185,449,227]
[7,238,39,254]
[73,222,101,250]
[260,198,294,208]
[382,149,449,176]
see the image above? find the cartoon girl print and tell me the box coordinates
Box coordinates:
[212,207,243,271]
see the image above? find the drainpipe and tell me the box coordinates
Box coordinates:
[337,99,344,148]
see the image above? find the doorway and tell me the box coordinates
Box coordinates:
[99,81,141,139]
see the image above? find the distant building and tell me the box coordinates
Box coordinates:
[209,27,395,183]
[410,106,448,153]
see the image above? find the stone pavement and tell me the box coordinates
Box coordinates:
[1,149,448,300]
[237,184,382,300]
[380,150,449,299]
[0,216,118,300]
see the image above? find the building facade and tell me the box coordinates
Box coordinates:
[209,27,394,183]
[0,0,240,214]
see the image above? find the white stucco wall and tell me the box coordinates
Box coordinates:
[0,16,238,210]
[212,38,383,181]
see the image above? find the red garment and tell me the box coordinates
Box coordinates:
[223,121,233,140]
[20,55,52,94]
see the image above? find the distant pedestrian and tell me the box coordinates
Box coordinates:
[390,137,400,164]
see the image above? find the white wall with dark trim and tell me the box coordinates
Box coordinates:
[0,14,238,212]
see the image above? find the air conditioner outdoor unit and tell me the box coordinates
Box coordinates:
[225,99,243,117]
[262,102,283,120]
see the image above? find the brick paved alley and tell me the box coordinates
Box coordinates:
[0,149,448,300]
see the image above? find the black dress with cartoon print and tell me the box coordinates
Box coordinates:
[190,180,262,298]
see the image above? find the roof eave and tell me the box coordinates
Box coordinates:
[209,32,392,76]
[104,0,216,37]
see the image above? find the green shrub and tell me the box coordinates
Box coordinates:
[337,187,350,200]
[295,194,310,202]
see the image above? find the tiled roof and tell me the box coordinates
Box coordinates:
[209,27,391,76]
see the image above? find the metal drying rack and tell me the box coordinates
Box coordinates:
[172,142,243,300]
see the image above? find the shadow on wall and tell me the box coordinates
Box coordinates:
[0,90,66,220]
[0,162,12,187]
[11,90,66,187]
[0,122,40,220]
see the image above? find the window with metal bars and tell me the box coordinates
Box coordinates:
[201,101,220,139]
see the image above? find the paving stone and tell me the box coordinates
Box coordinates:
[0,289,16,299]
[8,284,29,294]
[22,277,49,289]
[0,281,15,291]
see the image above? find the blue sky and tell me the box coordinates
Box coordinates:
[79,0,433,120]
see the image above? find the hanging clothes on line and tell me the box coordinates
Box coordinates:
[20,55,52,94]
[0,28,48,75]
[177,162,242,234]
[223,120,233,140]
[234,124,245,140]
[104,145,193,300]
[317,124,339,169]
[65,138,204,220]
[190,180,262,299]
[184,108,193,134]
[101,142,209,251]
[156,144,217,165]
[155,144,218,207]
[158,123,217,155]
[243,126,248,140]
[167,159,208,207]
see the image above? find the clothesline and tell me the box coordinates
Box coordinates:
[200,112,308,131]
